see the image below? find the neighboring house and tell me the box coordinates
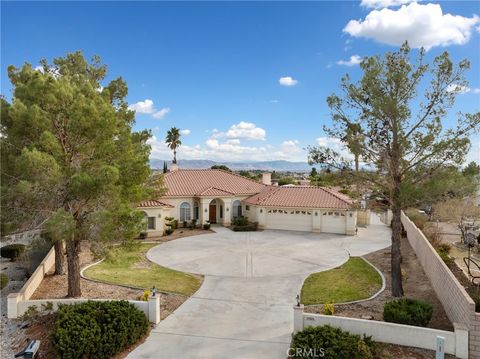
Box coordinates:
[139,168,357,236]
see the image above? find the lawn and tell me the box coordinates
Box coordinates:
[83,243,202,297]
[301,257,382,305]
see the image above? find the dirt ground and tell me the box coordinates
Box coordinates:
[143,227,213,242]
[305,235,453,331]
[8,232,202,358]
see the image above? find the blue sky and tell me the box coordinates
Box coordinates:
[2,1,479,164]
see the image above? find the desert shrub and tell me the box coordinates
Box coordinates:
[436,243,451,254]
[20,305,39,320]
[322,303,334,315]
[164,227,174,235]
[436,249,454,266]
[0,273,9,289]
[53,300,148,359]
[405,209,428,230]
[138,290,151,301]
[0,244,26,261]
[383,298,432,327]
[290,325,376,359]
[423,224,443,247]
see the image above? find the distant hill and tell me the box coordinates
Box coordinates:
[151,159,312,172]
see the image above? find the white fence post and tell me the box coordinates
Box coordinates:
[7,293,22,319]
[148,295,160,324]
[454,323,469,359]
[293,305,304,334]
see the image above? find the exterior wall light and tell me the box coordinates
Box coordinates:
[260,209,263,213]
[315,212,318,216]
[204,209,208,213]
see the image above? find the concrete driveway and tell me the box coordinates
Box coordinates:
[128,220,390,359]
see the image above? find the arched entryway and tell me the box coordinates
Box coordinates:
[208,198,225,224]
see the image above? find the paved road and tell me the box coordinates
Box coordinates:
[128,221,391,359]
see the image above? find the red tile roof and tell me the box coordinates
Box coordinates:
[163,169,266,197]
[138,199,174,208]
[244,186,353,209]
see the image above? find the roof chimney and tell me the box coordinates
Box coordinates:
[262,172,272,185]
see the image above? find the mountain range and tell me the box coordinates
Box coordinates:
[151,159,312,172]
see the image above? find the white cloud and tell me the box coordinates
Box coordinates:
[226,139,241,145]
[270,99,279,103]
[280,140,301,154]
[225,121,266,141]
[446,84,471,94]
[129,99,170,119]
[180,129,191,136]
[34,65,44,73]
[472,88,480,94]
[279,76,298,87]
[336,55,363,66]
[152,107,170,119]
[129,99,155,114]
[344,2,480,50]
[361,0,416,9]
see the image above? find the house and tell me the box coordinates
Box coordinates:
[139,168,357,236]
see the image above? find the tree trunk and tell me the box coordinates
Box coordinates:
[391,205,404,297]
[354,154,360,198]
[66,238,81,297]
[54,240,65,275]
[173,148,177,164]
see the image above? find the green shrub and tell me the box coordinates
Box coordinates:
[52,300,148,359]
[0,244,26,261]
[203,223,211,230]
[436,243,451,254]
[138,231,148,239]
[290,325,376,359]
[232,216,248,226]
[383,298,433,327]
[232,223,258,232]
[165,227,174,235]
[405,209,428,230]
[0,273,9,289]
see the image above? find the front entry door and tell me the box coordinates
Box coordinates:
[209,204,217,223]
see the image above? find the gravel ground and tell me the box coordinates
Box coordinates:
[1,256,29,358]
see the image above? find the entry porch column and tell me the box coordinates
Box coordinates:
[199,198,211,225]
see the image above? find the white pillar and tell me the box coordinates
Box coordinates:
[453,323,469,359]
[199,198,210,224]
[293,304,304,334]
[148,295,160,324]
[222,199,232,226]
[7,293,21,319]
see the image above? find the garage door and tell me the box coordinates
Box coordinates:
[266,208,313,232]
[322,211,346,234]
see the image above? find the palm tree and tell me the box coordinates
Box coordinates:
[165,127,182,164]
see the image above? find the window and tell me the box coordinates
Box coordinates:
[180,202,191,221]
[147,217,156,230]
[194,202,199,220]
[220,205,223,218]
[233,200,242,218]
[246,205,250,211]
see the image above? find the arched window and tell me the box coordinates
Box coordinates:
[180,202,191,221]
[232,200,242,218]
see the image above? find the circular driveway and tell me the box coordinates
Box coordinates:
[147,227,355,278]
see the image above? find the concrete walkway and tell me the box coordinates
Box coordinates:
[128,221,391,359]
